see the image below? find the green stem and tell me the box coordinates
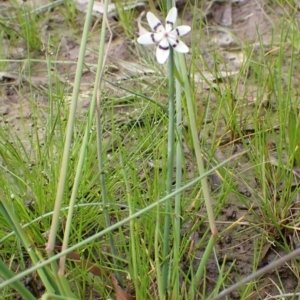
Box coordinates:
[172,77,183,298]
[46,0,96,253]
[178,53,218,291]
[57,0,101,274]
[188,235,217,297]
[178,55,217,235]
[46,53,53,130]
[162,47,175,295]
[166,0,173,11]
[119,153,138,292]
[155,207,163,299]
[94,1,121,285]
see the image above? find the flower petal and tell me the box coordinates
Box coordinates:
[168,37,189,53]
[147,11,165,33]
[137,32,164,45]
[156,38,170,64]
[165,7,177,32]
[170,25,191,37]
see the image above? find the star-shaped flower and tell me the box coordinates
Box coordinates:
[137,7,191,64]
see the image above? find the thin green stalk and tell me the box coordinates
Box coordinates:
[95,115,121,284]
[45,53,53,130]
[178,54,217,235]
[0,154,240,290]
[166,0,173,12]
[50,269,74,297]
[210,249,235,297]
[58,0,117,278]
[172,77,183,298]
[162,46,175,296]
[155,206,163,299]
[188,235,216,298]
[94,2,121,285]
[162,2,177,295]
[178,52,218,291]
[119,153,138,291]
[46,0,96,253]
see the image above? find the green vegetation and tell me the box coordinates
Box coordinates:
[0,0,300,299]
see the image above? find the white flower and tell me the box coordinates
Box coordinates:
[137,7,191,64]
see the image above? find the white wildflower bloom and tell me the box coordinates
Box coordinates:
[137,7,191,64]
